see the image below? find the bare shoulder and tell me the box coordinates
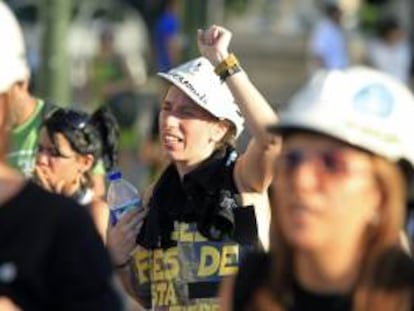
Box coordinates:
[0,167,25,205]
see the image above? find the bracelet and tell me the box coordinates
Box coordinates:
[114,257,131,270]
[214,53,240,77]
[219,65,242,82]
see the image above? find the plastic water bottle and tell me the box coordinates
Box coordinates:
[107,171,141,226]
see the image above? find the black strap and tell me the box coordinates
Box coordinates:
[41,100,59,120]
[188,281,220,299]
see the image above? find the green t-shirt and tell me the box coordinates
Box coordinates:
[7,99,105,178]
[7,99,45,177]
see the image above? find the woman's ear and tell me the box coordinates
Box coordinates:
[79,154,95,173]
[210,120,230,143]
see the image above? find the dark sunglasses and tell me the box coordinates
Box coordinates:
[37,144,75,159]
[278,149,354,175]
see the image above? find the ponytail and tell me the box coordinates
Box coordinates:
[90,106,120,171]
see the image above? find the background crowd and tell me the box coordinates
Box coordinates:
[2,0,414,310]
[5,0,414,189]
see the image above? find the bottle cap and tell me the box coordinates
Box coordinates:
[107,171,122,181]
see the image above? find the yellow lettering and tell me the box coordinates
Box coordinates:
[211,304,219,311]
[197,246,220,277]
[164,282,178,305]
[171,222,179,241]
[194,231,207,242]
[134,249,150,284]
[153,250,165,281]
[219,245,239,276]
[151,284,156,306]
[199,304,212,311]
[179,223,194,242]
[153,282,168,306]
[164,247,179,280]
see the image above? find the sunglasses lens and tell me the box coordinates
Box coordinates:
[281,149,348,175]
[66,111,87,129]
[321,151,342,173]
[52,109,87,130]
[284,150,305,171]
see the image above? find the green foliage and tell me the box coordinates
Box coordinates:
[225,0,249,15]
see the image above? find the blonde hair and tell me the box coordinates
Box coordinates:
[264,155,412,310]
[216,120,237,151]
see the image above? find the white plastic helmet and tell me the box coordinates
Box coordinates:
[158,57,245,138]
[0,1,29,93]
[269,67,414,169]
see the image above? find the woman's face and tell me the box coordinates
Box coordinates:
[272,133,381,251]
[35,128,91,191]
[159,85,228,170]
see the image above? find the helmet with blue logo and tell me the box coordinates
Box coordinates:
[268,66,414,169]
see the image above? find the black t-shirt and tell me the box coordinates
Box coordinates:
[234,251,414,311]
[233,252,352,311]
[134,148,260,309]
[0,182,122,310]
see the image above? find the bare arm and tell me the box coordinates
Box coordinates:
[106,186,154,307]
[92,173,106,199]
[107,210,147,306]
[198,25,281,193]
[89,199,109,242]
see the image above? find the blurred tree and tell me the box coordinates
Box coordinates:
[39,0,73,106]
[181,0,207,59]
[225,0,249,14]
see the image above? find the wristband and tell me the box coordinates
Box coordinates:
[219,65,242,82]
[214,53,240,77]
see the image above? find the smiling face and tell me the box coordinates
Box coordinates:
[159,85,229,174]
[272,132,382,252]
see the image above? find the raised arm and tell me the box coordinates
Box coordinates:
[197,25,281,193]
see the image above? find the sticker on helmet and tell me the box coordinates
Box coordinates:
[353,84,394,118]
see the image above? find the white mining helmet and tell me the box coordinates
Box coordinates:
[269,67,414,170]
[0,1,29,93]
[158,57,245,138]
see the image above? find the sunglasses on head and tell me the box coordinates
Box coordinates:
[50,109,89,131]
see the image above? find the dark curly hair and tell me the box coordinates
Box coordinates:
[43,106,119,172]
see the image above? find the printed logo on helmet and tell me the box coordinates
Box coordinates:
[186,60,203,74]
[353,84,394,118]
[169,72,208,105]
